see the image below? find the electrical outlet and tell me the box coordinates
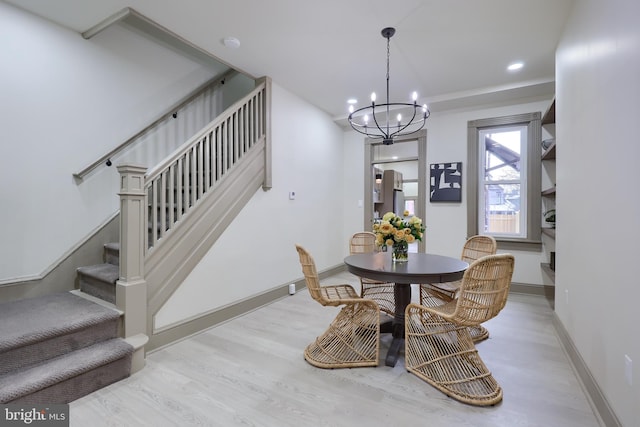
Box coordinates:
[625,355,633,386]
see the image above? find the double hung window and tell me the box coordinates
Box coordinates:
[467,113,541,244]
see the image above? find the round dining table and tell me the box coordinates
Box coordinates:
[344,252,468,367]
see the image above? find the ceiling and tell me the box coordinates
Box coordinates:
[6,0,574,122]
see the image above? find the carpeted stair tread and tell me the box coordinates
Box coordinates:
[0,338,133,404]
[104,242,120,252]
[0,292,119,354]
[76,263,119,283]
[104,242,120,266]
[77,263,119,303]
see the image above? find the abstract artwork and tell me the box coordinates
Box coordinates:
[430,162,462,202]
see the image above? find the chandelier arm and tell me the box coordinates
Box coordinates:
[370,105,391,139]
[351,126,383,138]
[390,105,419,138]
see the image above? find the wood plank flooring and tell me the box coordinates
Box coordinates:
[70,272,603,426]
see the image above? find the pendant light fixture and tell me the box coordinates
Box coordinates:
[348,27,430,145]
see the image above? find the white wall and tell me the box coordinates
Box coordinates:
[155,83,345,328]
[556,0,640,425]
[0,3,216,282]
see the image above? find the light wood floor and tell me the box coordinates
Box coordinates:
[70,272,603,427]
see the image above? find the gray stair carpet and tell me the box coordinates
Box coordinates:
[0,339,132,404]
[0,292,133,403]
[104,242,120,266]
[77,263,119,304]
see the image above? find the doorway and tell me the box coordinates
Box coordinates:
[364,130,427,253]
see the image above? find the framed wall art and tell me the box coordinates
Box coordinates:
[430,162,462,202]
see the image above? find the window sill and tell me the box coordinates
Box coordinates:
[495,238,543,251]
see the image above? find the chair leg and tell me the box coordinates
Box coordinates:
[469,325,490,343]
[304,302,380,369]
[405,304,502,406]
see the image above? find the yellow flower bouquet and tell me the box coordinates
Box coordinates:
[372,211,425,262]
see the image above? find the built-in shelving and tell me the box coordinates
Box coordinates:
[542,98,555,125]
[541,98,556,285]
[541,141,556,160]
[542,228,556,238]
[541,262,555,281]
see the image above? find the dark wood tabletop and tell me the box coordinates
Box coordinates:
[344,252,468,285]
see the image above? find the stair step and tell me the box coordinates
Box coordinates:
[104,242,119,266]
[77,263,119,304]
[0,292,120,376]
[0,338,133,404]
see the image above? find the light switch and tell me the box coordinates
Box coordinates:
[289,191,296,200]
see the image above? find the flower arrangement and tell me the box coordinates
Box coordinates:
[373,211,425,262]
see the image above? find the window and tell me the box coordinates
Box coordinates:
[467,113,541,245]
[479,125,526,238]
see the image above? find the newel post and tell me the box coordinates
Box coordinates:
[116,164,148,341]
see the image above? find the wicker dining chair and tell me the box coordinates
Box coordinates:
[420,235,497,342]
[295,245,380,368]
[405,254,514,406]
[349,232,395,316]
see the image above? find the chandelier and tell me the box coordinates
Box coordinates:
[348,27,430,145]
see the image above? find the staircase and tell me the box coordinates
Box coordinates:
[0,77,271,404]
[0,241,147,404]
[0,292,133,404]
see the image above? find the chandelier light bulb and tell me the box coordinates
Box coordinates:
[364,114,369,124]
[397,114,402,124]
[371,92,377,103]
[412,91,418,102]
[349,105,354,113]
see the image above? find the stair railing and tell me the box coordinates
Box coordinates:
[116,77,271,341]
[74,70,236,180]
[144,77,270,250]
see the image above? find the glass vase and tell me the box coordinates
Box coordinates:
[392,241,408,263]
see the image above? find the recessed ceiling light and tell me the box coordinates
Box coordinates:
[223,37,241,49]
[347,98,358,104]
[507,62,524,71]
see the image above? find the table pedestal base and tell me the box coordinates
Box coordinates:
[381,283,411,367]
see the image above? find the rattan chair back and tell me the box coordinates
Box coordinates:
[295,244,326,305]
[348,232,396,316]
[461,235,497,264]
[349,231,378,254]
[451,253,514,326]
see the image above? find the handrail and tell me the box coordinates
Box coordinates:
[144,78,270,250]
[146,80,265,181]
[73,70,238,180]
